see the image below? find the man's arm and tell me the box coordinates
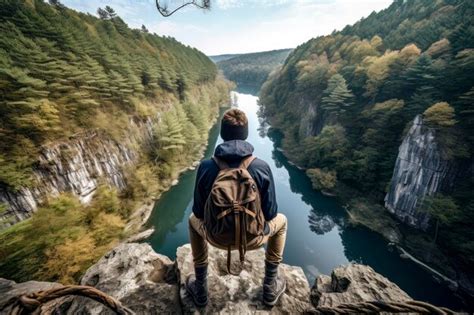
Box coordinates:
[251,160,278,221]
[192,163,206,219]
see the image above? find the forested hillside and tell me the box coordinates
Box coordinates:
[0,0,226,190]
[0,0,231,283]
[216,49,292,89]
[261,0,473,275]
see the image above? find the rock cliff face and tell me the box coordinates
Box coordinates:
[384,115,457,229]
[298,98,325,138]
[311,264,411,308]
[67,243,180,314]
[0,119,155,229]
[0,243,415,314]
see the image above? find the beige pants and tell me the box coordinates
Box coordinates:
[189,213,287,267]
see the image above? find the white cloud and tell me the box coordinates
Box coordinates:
[203,0,393,54]
[216,0,291,10]
[149,20,209,36]
[63,0,394,55]
[63,0,144,16]
[215,0,242,9]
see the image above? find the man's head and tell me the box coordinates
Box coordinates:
[220,108,248,141]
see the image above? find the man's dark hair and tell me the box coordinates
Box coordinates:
[220,108,249,141]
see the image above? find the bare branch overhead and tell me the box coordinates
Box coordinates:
[155,0,211,17]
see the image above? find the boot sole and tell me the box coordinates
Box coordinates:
[263,281,287,307]
[185,278,208,307]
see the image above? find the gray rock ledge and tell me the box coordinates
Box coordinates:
[0,243,417,314]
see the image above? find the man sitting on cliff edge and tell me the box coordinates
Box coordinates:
[186,108,288,307]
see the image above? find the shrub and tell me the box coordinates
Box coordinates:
[306,168,337,191]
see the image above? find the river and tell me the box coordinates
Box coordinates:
[146,90,464,309]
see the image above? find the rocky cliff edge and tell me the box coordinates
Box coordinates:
[0,243,412,314]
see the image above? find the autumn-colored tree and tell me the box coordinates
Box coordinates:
[423,102,456,128]
[0,0,220,188]
[259,0,474,273]
[306,168,337,191]
[43,234,96,284]
[364,50,399,99]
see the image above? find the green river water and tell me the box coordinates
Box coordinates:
[146,90,465,310]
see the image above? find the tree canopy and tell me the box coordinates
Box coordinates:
[0,0,219,189]
[260,0,474,269]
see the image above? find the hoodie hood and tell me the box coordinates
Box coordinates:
[214,140,254,162]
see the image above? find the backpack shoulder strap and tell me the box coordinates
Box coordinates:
[239,155,256,170]
[212,156,229,170]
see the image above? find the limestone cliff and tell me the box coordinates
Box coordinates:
[384,115,457,229]
[0,118,155,229]
[0,243,414,314]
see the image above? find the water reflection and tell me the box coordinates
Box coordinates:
[308,211,336,235]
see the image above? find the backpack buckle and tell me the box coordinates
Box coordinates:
[232,201,240,214]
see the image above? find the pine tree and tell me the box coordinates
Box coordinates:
[0,0,220,189]
[420,195,461,244]
[321,74,355,118]
[456,87,474,145]
[449,24,474,54]
[152,109,188,170]
[48,0,65,9]
[176,73,189,100]
[104,6,117,19]
[159,67,176,91]
[97,8,109,20]
[403,55,438,96]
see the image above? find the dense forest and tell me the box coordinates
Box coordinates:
[0,0,227,190]
[0,0,231,283]
[215,49,292,89]
[261,0,473,276]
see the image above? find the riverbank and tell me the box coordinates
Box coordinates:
[124,109,226,240]
[123,147,207,239]
[270,129,473,308]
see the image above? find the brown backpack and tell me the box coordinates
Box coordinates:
[204,155,266,274]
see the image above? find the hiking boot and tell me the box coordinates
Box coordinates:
[263,261,286,306]
[185,265,208,307]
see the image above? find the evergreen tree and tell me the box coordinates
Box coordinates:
[456,87,474,145]
[321,74,355,118]
[259,0,474,277]
[420,195,461,244]
[0,0,219,188]
[403,55,438,96]
[97,7,109,20]
[48,0,65,9]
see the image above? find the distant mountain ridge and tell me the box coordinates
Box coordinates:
[211,49,293,90]
[208,54,240,63]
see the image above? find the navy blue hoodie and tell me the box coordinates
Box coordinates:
[192,140,278,226]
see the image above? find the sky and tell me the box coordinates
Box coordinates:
[61,0,393,56]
